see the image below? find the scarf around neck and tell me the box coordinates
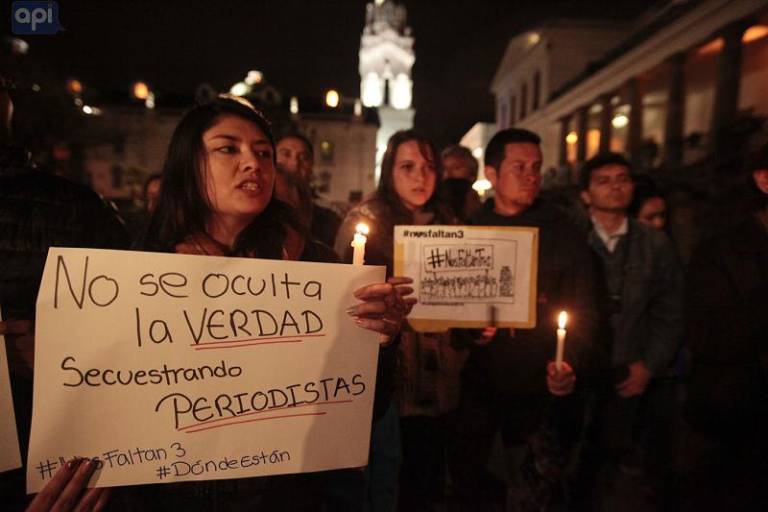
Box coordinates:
[174,232,290,259]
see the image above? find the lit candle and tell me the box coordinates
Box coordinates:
[556,311,568,372]
[351,223,369,266]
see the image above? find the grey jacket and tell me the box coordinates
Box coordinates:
[587,218,683,375]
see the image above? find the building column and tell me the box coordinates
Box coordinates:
[576,106,588,164]
[559,116,570,167]
[711,20,749,149]
[598,94,613,153]
[626,78,644,166]
[664,51,686,169]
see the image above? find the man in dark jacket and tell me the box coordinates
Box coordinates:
[0,75,130,509]
[276,133,342,247]
[575,152,683,507]
[682,153,768,510]
[580,153,682,387]
[450,128,598,510]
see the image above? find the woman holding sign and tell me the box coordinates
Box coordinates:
[335,130,465,511]
[131,96,410,510]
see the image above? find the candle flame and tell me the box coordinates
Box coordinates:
[558,311,568,329]
[355,223,370,235]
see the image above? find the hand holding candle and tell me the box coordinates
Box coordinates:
[556,310,568,372]
[351,223,369,266]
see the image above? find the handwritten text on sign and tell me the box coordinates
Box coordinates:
[27,248,384,491]
[394,225,539,332]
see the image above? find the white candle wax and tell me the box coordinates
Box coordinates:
[556,311,568,371]
[556,329,566,371]
[351,232,366,265]
[351,223,369,266]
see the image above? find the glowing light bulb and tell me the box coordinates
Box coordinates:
[325,89,340,108]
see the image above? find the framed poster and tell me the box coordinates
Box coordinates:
[394,225,538,332]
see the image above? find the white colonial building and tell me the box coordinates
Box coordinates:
[491,0,768,176]
[82,105,182,201]
[290,102,379,206]
[359,0,415,181]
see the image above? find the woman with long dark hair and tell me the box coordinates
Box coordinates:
[335,130,465,511]
[142,97,289,258]
[335,130,454,268]
[131,96,409,510]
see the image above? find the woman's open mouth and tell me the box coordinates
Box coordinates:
[238,180,263,193]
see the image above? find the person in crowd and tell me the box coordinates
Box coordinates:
[441,144,479,182]
[143,173,162,214]
[626,172,684,500]
[628,174,668,231]
[440,176,481,224]
[682,149,768,511]
[336,130,466,511]
[575,152,683,508]
[0,74,130,510]
[273,162,341,263]
[440,145,481,222]
[134,95,410,510]
[273,164,311,252]
[450,128,598,510]
[119,172,164,240]
[276,132,342,247]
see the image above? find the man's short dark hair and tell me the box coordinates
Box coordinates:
[579,152,632,190]
[277,132,314,157]
[484,128,541,171]
[628,174,663,218]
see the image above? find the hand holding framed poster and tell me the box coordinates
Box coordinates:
[394,225,538,332]
[27,248,384,492]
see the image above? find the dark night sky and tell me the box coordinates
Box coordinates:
[5,0,649,148]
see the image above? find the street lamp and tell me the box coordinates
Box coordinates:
[66,79,82,96]
[230,81,249,97]
[132,81,150,100]
[325,89,340,108]
[245,70,263,85]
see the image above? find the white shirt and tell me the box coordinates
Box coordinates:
[591,216,628,253]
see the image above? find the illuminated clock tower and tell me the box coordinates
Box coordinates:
[359,0,415,182]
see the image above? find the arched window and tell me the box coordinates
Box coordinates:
[361,72,383,107]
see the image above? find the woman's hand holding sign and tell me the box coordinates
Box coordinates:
[387,276,417,315]
[27,458,110,512]
[348,277,416,344]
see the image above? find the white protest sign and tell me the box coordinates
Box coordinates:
[394,225,538,331]
[27,248,385,491]
[0,307,23,473]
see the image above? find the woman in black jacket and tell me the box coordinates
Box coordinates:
[335,130,462,511]
[126,96,409,511]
